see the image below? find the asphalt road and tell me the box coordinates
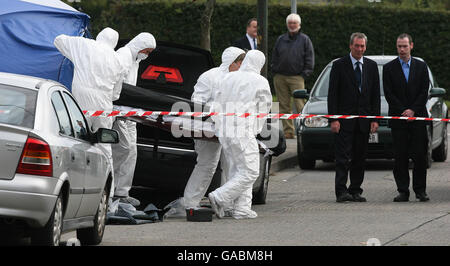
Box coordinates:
[5,131,448,246]
[58,131,450,246]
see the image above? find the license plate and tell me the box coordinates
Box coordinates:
[369,133,379,143]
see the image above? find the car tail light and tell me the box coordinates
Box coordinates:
[141,65,183,84]
[16,137,53,177]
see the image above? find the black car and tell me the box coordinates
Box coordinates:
[114,41,286,204]
[293,56,448,169]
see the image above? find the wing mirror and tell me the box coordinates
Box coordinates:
[92,128,119,144]
[429,87,446,98]
[292,89,309,99]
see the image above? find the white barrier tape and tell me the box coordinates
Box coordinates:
[82,110,450,123]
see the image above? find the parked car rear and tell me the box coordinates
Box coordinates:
[0,72,118,246]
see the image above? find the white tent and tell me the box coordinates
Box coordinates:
[21,0,79,12]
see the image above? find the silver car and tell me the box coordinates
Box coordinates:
[294,56,447,169]
[0,72,118,246]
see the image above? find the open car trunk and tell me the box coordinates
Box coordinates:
[113,40,285,192]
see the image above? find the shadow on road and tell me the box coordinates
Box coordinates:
[309,159,447,172]
[312,159,396,171]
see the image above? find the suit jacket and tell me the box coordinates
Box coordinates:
[232,35,252,51]
[383,57,430,128]
[327,55,381,133]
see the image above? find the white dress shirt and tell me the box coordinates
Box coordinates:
[246,33,257,50]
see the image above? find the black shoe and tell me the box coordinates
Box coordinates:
[336,193,353,203]
[352,193,367,202]
[415,192,430,202]
[393,193,409,202]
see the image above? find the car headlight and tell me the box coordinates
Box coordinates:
[303,117,329,127]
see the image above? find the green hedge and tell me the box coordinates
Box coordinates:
[89,2,450,97]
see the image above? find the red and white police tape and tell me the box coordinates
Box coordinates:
[82,110,450,123]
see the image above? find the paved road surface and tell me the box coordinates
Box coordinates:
[5,133,449,246]
[62,150,450,246]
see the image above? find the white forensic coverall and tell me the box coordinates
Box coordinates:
[54,27,126,197]
[209,50,272,219]
[112,33,157,198]
[167,47,245,215]
[54,27,124,132]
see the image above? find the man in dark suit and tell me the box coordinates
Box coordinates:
[383,33,430,202]
[328,32,381,203]
[232,18,258,51]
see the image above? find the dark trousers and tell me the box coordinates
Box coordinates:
[334,126,369,197]
[391,125,428,196]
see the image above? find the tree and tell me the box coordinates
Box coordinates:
[199,0,216,51]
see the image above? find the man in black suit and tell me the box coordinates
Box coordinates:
[383,33,430,202]
[232,18,258,51]
[328,32,381,203]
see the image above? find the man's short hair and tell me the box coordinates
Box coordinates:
[397,33,413,44]
[350,32,368,45]
[286,13,301,25]
[247,18,257,27]
[233,53,246,64]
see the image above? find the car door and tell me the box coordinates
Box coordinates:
[50,90,84,219]
[62,92,106,217]
[427,69,444,148]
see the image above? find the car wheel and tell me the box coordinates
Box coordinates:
[297,141,316,169]
[432,124,447,162]
[30,194,63,246]
[77,186,109,246]
[426,128,433,169]
[253,155,271,205]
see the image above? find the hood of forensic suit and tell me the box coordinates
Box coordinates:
[96,27,119,50]
[126,32,157,62]
[218,47,245,73]
[239,50,266,74]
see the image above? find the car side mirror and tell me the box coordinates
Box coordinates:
[93,128,119,144]
[429,88,446,98]
[292,89,309,99]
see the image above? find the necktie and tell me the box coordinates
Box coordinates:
[354,61,361,91]
[253,38,257,50]
[402,62,409,83]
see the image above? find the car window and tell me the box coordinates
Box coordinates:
[312,65,385,97]
[312,67,331,98]
[0,84,37,128]
[51,91,74,137]
[62,92,90,141]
